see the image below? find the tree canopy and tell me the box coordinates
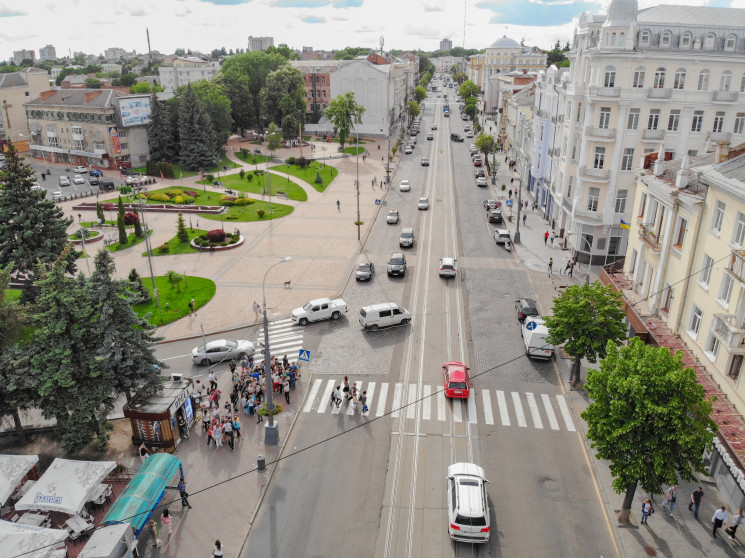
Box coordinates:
[414,86,427,103]
[324,91,365,149]
[178,84,217,171]
[260,65,306,139]
[459,80,479,100]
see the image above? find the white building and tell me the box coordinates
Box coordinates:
[433,56,466,75]
[440,38,453,52]
[547,0,745,264]
[158,57,221,93]
[467,36,547,93]
[248,36,274,52]
[104,48,127,61]
[39,45,56,61]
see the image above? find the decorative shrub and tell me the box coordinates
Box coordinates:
[120,186,133,194]
[229,237,238,244]
[239,169,245,178]
[295,157,309,168]
[199,235,208,241]
[122,212,139,226]
[183,190,199,198]
[157,244,170,253]
[220,195,236,202]
[257,209,265,218]
[167,189,183,196]
[194,238,203,246]
[225,214,239,220]
[205,173,215,183]
[233,197,255,206]
[181,196,195,205]
[149,193,171,202]
[220,241,228,247]
[206,229,227,243]
[172,195,185,204]
[255,170,264,176]
[246,174,254,182]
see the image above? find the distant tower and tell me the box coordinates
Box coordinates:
[440,38,453,51]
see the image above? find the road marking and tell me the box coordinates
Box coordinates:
[317,380,334,414]
[526,392,543,429]
[376,383,389,417]
[437,390,446,421]
[363,382,375,417]
[557,395,576,431]
[512,391,527,427]
[391,383,403,418]
[467,390,477,424]
[422,385,431,421]
[303,379,322,413]
[160,354,192,361]
[542,393,560,430]
[406,383,417,419]
[452,399,463,423]
[482,390,494,425]
[496,390,510,426]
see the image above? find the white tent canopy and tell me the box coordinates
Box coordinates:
[0,519,68,558]
[15,458,116,515]
[0,455,39,506]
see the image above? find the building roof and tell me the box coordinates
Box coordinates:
[712,152,745,183]
[637,5,745,28]
[490,35,521,49]
[26,88,127,109]
[0,72,27,88]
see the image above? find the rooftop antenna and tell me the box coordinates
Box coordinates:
[463,0,467,48]
[146,27,152,71]
[379,35,384,58]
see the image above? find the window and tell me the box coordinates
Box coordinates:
[735,113,745,135]
[638,193,647,219]
[712,200,726,232]
[653,68,666,88]
[725,34,737,51]
[604,68,616,87]
[639,31,650,46]
[610,33,616,47]
[681,32,692,48]
[673,69,686,90]
[720,71,732,92]
[674,217,687,248]
[713,112,725,133]
[587,187,600,211]
[661,31,672,47]
[598,107,611,129]
[661,283,673,312]
[581,225,594,252]
[627,109,640,130]
[706,333,721,358]
[719,273,734,305]
[704,33,716,50]
[621,148,634,171]
[647,109,660,130]
[691,111,703,132]
[698,70,710,91]
[608,227,622,255]
[689,305,703,336]
[615,189,628,212]
[728,355,744,382]
[700,254,714,286]
[593,146,605,169]
[741,74,745,93]
[668,110,680,131]
[619,33,625,47]
[733,212,745,247]
[632,68,645,88]
[576,102,582,122]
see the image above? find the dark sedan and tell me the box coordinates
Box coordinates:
[356,261,375,281]
[488,210,503,224]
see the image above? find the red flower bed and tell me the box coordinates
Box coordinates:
[206,229,227,243]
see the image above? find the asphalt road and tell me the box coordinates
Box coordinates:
[241,90,618,557]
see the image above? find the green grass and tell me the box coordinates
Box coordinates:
[318,137,373,144]
[105,229,153,252]
[5,289,21,302]
[234,152,271,165]
[68,229,99,240]
[344,147,364,155]
[130,154,238,179]
[197,171,308,201]
[82,220,116,227]
[270,161,338,193]
[133,276,217,326]
[198,199,294,222]
[143,229,208,257]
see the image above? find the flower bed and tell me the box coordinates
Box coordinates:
[68,231,103,245]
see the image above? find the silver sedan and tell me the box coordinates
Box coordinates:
[192,339,255,366]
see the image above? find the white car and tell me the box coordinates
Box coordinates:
[495,229,511,244]
[399,180,410,192]
[387,210,400,224]
[466,131,474,138]
[447,463,490,543]
[72,174,86,185]
[125,175,141,185]
[476,177,488,187]
[72,166,88,174]
[192,339,255,366]
[418,197,429,210]
[58,176,70,187]
[439,257,457,278]
[404,145,413,154]
[51,190,63,202]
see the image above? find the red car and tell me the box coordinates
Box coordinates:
[473,158,483,167]
[443,361,471,398]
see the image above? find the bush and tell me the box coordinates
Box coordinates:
[183,190,199,198]
[225,214,239,220]
[173,195,185,204]
[246,173,254,182]
[220,241,228,247]
[148,193,171,202]
[239,169,245,179]
[194,238,203,246]
[156,243,170,254]
[199,234,208,241]
[123,212,139,226]
[295,157,309,168]
[254,170,264,176]
[257,209,266,218]
[206,229,227,243]
[120,186,133,194]
[233,197,255,205]
[167,189,183,196]
[287,157,296,166]
[229,237,238,244]
[220,195,236,202]
[205,173,215,183]
[181,196,195,205]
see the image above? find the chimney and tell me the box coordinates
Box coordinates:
[40,90,55,101]
[715,140,731,164]
[675,155,690,189]
[653,144,665,175]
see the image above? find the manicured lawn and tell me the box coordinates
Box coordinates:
[144,229,208,257]
[82,220,116,227]
[67,229,99,240]
[197,172,308,202]
[130,154,237,178]
[198,199,294,223]
[133,276,217,326]
[270,161,338,193]
[234,152,271,165]
[5,289,21,302]
[344,146,364,155]
[105,229,153,252]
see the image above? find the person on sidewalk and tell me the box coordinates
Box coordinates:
[689,486,704,518]
[522,213,526,226]
[713,506,728,537]
[544,230,549,245]
[149,520,161,547]
[160,509,173,535]
[548,258,553,276]
[336,200,341,212]
[223,419,234,451]
[727,509,742,540]
[664,485,678,515]
[212,540,224,557]
[332,386,343,408]
[178,479,192,509]
[550,231,556,245]
[284,376,291,404]
[188,298,196,317]
[361,390,368,413]
[641,499,653,525]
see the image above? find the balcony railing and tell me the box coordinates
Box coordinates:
[647,88,672,99]
[589,86,620,98]
[642,129,665,140]
[580,166,610,181]
[585,126,616,140]
[573,206,605,223]
[729,250,745,284]
[551,115,564,124]
[712,314,745,350]
[638,223,662,251]
[713,90,739,103]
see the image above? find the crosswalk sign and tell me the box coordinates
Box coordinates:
[298,349,310,362]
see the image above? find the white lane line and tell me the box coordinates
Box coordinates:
[160,354,192,361]
[452,399,463,423]
[391,383,403,418]
[406,383,417,420]
[526,392,543,429]
[376,383,389,417]
[542,393,560,430]
[512,392,527,427]
[482,390,494,425]
[422,385,431,421]
[557,395,576,431]
[303,379,322,413]
[496,390,510,426]
[437,390,446,421]
[467,390,477,424]
[363,382,375,417]
[317,380,335,414]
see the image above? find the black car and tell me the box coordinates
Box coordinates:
[89,176,100,186]
[99,180,116,191]
[515,298,539,323]
[488,209,503,224]
[450,133,464,142]
[387,252,407,277]
[356,261,375,281]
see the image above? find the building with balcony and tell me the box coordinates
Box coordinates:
[432,56,466,75]
[548,0,745,266]
[25,89,151,170]
[39,45,56,61]
[12,50,36,65]
[158,57,221,93]
[0,68,50,147]
[467,36,547,93]
[247,36,274,52]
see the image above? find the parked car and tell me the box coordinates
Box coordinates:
[387,252,407,276]
[474,169,486,178]
[404,145,413,154]
[473,158,483,167]
[359,302,411,330]
[387,210,400,224]
[483,199,499,210]
[51,190,64,202]
[192,339,255,366]
[399,180,410,192]
[418,197,429,210]
[72,174,86,185]
[443,361,471,398]
[72,166,88,174]
[476,177,488,187]
[399,227,415,248]
[58,176,70,187]
[356,261,375,282]
[89,169,103,177]
[439,257,457,278]
[522,317,554,359]
[99,180,116,191]
[89,176,100,186]
[488,209,503,224]
[421,157,429,166]
[466,131,474,138]
[515,298,539,323]
[431,124,438,130]
[427,133,434,140]
[446,463,490,544]
[494,229,511,245]
[291,297,348,326]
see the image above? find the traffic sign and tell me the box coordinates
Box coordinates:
[506,200,513,207]
[298,349,311,362]
[375,199,382,205]
[525,321,537,331]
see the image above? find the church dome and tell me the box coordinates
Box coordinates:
[490,35,520,48]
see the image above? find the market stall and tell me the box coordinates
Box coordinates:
[0,454,39,506]
[78,523,136,558]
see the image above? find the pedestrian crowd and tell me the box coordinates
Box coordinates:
[330,375,368,413]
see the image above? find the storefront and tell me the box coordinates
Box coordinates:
[123,379,194,453]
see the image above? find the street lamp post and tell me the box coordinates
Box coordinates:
[138,196,164,323]
[355,130,361,241]
[262,256,292,445]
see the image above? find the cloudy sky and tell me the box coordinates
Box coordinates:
[0,0,737,60]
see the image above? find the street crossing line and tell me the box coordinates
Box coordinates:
[254,320,305,365]
[437,391,446,422]
[422,385,431,421]
[452,398,463,423]
[406,384,417,420]
[317,380,334,414]
[526,393,543,429]
[391,383,403,418]
[512,391,527,427]
[542,393,560,430]
[467,391,477,424]
[557,395,576,431]
[304,379,322,413]
[376,383,389,417]
[496,390,510,426]
[482,390,494,425]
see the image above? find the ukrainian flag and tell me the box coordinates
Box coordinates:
[620,219,630,230]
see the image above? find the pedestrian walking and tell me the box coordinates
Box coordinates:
[160,509,173,535]
[332,386,342,408]
[336,200,341,212]
[689,486,704,518]
[284,377,291,404]
[713,506,728,537]
[726,509,743,540]
[522,213,526,225]
[177,414,188,439]
[149,520,161,547]
[212,540,224,558]
[350,382,359,411]
[343,376,351,402]
[223,419,234,451]
[253,300,261,320]
[178,479,192,509]
[361,391,368,413]
[664,485,678,515]
[208,370,217,393]
[544,230,549,245]
[550,231,556,245]
[139,442,150,463]
[261,188,265,200]
[548,258,553,276]
[568,258,575,277]
[233,416,241,439]
[188,298,196,317]
[371,178,375,189]
[213,422,223,448]
[641,499,653,525]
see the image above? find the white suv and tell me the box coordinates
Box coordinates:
[439,257,457,278]
[447,463,490,543]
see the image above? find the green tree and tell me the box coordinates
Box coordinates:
[177,212,189,243]
[583,337,717,524]
[266,122,282,156]
[475,134,498,171]
[117,214,127,245]
[266,43,297,60]
[129,81,153,94]
[419,54,431,73]
[0,141,75,280]
[96,202,105,222]
[113,72,138,87]
[464,100,478,123]
[543,282,627,387]
[459,80,479,100]
[333,47,369,60]
[185,80,233,156]
[128,268,151,303]
[147,95,178,163]
[117,195,125,218]
[406,101,420,124]
[325,91,366,149]
[414,86,427,103]
[216,71,252,135]
[133,207,143,238]
[85,78,103,89]
[260,66,305,138]
[178,84,217,171]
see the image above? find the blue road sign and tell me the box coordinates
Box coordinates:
[506,200,513,207]
[375,199,382,205]
[525,321,537,331]
[298,349,311,362]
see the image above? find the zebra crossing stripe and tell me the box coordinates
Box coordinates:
[422,385,431,421]
[541,393,560,430]
[556,395,576,431]
[363,382,375,417]
[467,391,477,424]
[482,390,494,425]
[496,390,510,426]
[452,399,463,423]
[317,380,335,414]
[375,382,388,417]
[512,392,527,427]
[437,390,446,422]
[304,379,322,413]
[406,384,417,420]
[391,383,403,418]
[526,393,543,429]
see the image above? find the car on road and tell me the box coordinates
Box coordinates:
[58,176,70,187]
[51,190,64,202]
[427,133,434,140]
[473,158,483,167]
[418,197,429,210]
[291,298,348,325]
[410,129,418,136]
[421,157,429,166]
[387,252,407,277]
[474,169,486,178]
[488,209,503,224]
[446,462,490,543]
[89,169,103,176]
[386,209,400,224]
[483,199,498,210]
[443,361,471,398]
[72,174,86,185]
[464,124,471,132]
[476,176,488,187]
[404,145,413,154]
[431,124,438,130]
[359,302,411,330]
[466,131,474,138]
[399,180,410,192]
[515,298,539,323]
[356,261,375,282]
[450,133,464,142]
[439,257,457,278]
[72,166,87,174]
[192,339,255,366]
[399,227,415,248]
[494,228,511,245]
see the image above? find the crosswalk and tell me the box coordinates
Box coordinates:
[254,319,305,366]
[302,379,577,432]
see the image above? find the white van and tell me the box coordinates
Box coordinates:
[359,302,411,331]
[522,317,554,359]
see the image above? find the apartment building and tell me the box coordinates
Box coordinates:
[39,45,57,61]
[0,68,51,146]
[467,36,546,93]
[247,36,274,52]
[439,38,453,52]
[12,50,36,65]
[432,56,466,75]
[158,57,221,93]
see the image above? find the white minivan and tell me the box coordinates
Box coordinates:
[521,316,554,359]
[359,302,411,331]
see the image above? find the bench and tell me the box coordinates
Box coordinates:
[275,191,289,199]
